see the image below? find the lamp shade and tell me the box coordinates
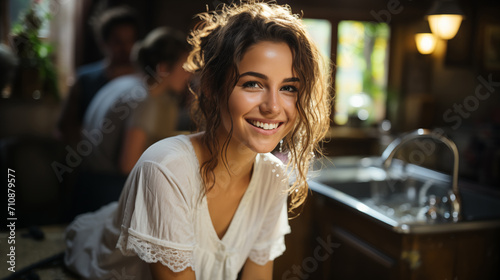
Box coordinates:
[428,14,463,40]
[427,0,464,40]
[415,33,437,54]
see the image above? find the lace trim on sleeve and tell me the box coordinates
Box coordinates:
[248,247,271,266]
[117,231,195,273]
[248,236,286,266]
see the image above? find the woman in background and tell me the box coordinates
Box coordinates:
[69,26,191,217]
[64,1,331,279]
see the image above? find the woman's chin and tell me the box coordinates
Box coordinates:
[233,136,282,155]
[248,144,280,154]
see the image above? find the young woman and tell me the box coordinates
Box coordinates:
[64,1,331,279]
[69,27,191,217]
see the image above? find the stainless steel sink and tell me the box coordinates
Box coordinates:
[310,156,500,234]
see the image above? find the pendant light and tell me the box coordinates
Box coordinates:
[427,0,464,40]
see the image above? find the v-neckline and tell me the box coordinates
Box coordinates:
[203,163,257,243]
[184,134,259,243]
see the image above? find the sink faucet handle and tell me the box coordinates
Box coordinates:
[425,195,440,222]
[447,189,461,222]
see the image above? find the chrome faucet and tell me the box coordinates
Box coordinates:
[380,128,462,222]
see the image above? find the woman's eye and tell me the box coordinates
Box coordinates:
[281,85,298,93]
[242,81,261,89]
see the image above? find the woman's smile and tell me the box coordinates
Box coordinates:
[247,118,283,130]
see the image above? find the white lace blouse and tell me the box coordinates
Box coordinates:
[64,134,291,280]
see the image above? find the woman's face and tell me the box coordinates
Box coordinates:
[220,41,299,154]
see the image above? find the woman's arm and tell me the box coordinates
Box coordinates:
[240,259,273,280]
[149,262,196,280]
[119,127,147,174]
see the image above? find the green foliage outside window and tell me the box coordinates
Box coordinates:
[335,21,389,126]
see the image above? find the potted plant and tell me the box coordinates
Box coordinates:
[10,0,59,101]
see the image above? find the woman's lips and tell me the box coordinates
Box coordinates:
[246,119,284,135]
[248,120,281,130]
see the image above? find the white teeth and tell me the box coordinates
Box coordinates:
[251,120,279,130]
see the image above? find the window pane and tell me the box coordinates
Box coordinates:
[9,0,31,26]
[9,0,51,37]
[302,18,332,59]
[335,20,390,126]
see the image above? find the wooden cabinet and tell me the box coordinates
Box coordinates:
[275,190,500,280]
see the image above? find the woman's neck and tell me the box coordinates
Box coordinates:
[191,129,257,191]
[217,127,256,182]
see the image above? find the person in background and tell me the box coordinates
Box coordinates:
[119,37,191,167]
[68,26,191,217]
[64,1,331,279]
[56,5,141,147]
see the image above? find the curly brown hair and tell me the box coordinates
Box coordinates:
[184,0,332,212]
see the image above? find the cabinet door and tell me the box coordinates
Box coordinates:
[309,192,401,279]
[324,225,397,280]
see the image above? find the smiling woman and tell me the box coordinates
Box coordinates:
[186,1,332,211]
[63,1,332,280]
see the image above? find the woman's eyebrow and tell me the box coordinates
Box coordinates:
[239,71,300,83]
[283,77,300,83]
[239,71,268,80]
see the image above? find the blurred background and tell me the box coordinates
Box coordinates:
[0,0,499,279]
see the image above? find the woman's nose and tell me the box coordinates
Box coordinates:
[259,89,280,116]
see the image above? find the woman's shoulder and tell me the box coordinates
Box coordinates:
[120,134,201,210]
[136,134,197,170]
[255,152,289,190]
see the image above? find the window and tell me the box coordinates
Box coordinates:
[335,21,390,126]
[302,18,390,127]
[9,0,51,38]
[7,0,76,99]
[9,0,31,27]
[302,18,332,59]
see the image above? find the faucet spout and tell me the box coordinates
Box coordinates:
[380,128,462,222]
